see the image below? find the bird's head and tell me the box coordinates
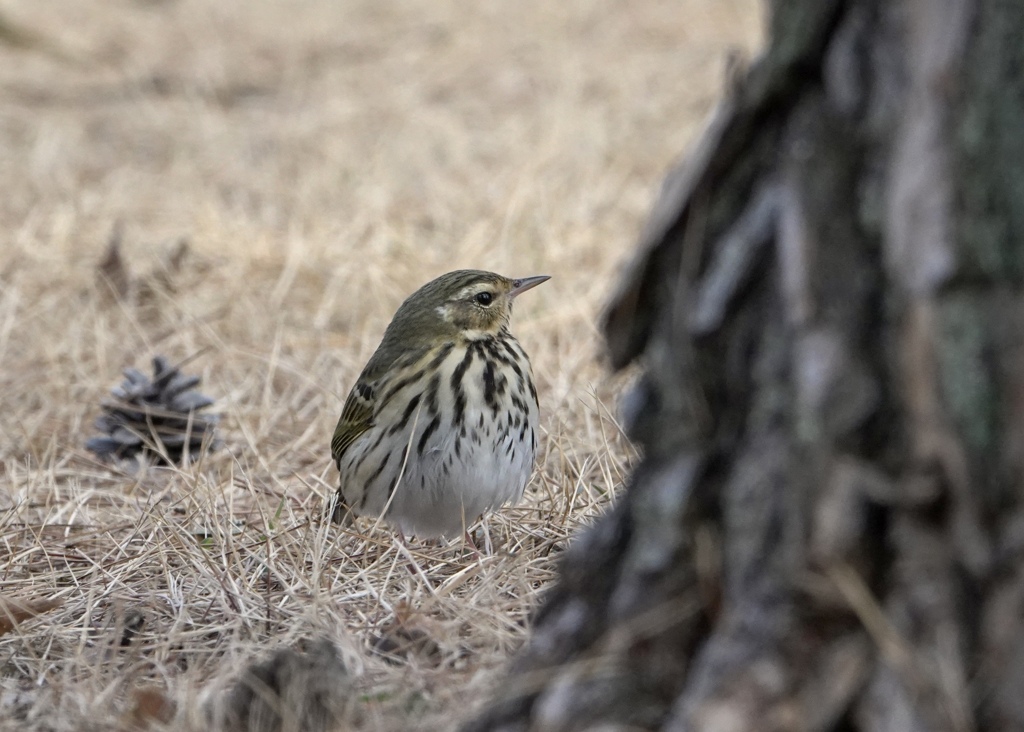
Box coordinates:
[391,270,549,343]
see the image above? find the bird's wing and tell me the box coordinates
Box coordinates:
[331,338,433,468]
[331,380,375,467]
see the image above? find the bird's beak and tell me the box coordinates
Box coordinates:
[510,275,550,298]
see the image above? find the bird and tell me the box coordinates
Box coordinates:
[330,269,548,539]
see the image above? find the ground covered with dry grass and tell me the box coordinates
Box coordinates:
[0,2,760,729]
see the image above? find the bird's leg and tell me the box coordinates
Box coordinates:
[330,492,354,526]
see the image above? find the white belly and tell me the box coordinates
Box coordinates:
[338,345,539,538]
[388,406,535,537]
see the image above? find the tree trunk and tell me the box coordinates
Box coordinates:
[467,1,1024,730]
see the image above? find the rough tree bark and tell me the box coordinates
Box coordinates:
[467,1,1024,730]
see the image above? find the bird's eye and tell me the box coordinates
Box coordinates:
[475,292,494,306]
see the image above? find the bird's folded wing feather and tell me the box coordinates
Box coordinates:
[331,381,375,466]
[331,341,431,468]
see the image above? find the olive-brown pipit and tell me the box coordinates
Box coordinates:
[330,270,548,538]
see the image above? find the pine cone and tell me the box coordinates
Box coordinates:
[86,355,221,464]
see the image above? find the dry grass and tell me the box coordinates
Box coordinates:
[0,1,761,729]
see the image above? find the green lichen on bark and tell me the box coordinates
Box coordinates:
[936,293,996,457]
[953,0,1024,283]
[765,0,844,84]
